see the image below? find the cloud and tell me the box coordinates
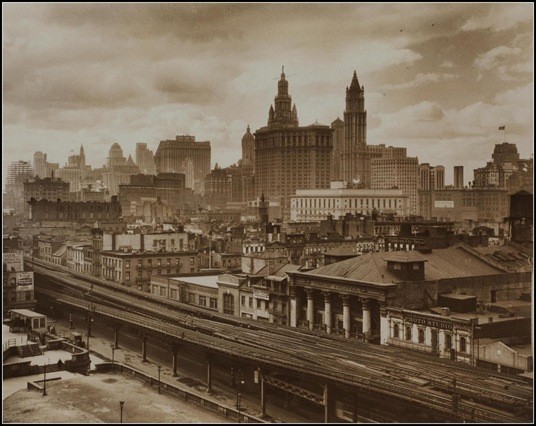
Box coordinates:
[474,46,531,81]
[379,73,458,90]
[461,4,533,32]
[439,60,454,68]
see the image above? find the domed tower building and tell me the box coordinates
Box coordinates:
[241,125,255,167]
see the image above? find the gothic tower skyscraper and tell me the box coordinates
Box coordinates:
[267,67,299,127]
[342,71,367,184]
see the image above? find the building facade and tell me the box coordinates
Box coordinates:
[101,250,200,291]
[255,68,333,219]
[28,196,122,222]
[418,188,510,225]
[33,151,48,178]
[290,187,410,221]
[371,157,419,215]
[155,135,211,195]
[135,143,157,175]
[419,163,445,190]
[23,177,70,217]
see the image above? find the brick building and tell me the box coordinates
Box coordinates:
[28,196,122,222]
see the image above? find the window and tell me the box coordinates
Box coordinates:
[241,296,246,306]
[170,289,177,299]
[257,299,262,309]
[460,336,467,353]
[166,258,171,266]
[412,264,419,270]
[223,294,234,315]
[188,293,195,303]
[445,334,452,349]
[190,257,195,265]
[199,296,207,307]
[393,323,399,339]
[405,326,412,341]
[148,259,152,265]
[210,298,218,309]
[157,259,162,266]
[418,329,425,344]
[126,260,130,268]
[248,297,253,308]
[125,272,130,281]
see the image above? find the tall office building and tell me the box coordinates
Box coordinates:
[4,160,34,213]
[419,163,445,190]
[454,166,464,189]
[371,157,419,215]
[254,68,333,219]
[342,71,367,184]
[135,143,157,175]
[155,135,211,195]
[330,118,344,181]
[33,152,47,178]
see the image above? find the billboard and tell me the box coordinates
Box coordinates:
[434,201,454,208]
[3,252,24,272]
[15,272,34,291]
[253,288,269,300]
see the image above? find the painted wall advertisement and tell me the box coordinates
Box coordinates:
[434,200,455,208]
[253,288,269,300]
[15,272,34,291]
[3,252,24,272]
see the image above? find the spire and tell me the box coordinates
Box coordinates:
[80,144,85,155]
[281,65,285,79]
[247,124,250,133]
[350,70,361,90]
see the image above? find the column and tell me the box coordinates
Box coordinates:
[206,356,212,393]
[141,335,148,362]
[361,298,371,342]
[172,346,179,377]
[114,324,120,348]
[323,292,332,334]
[323,382,330,423]
[342,295,351,339]
[290,287,297,328]
[260,371,266,418]
[306,289,314,330]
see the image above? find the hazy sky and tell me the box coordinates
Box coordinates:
[3,3,534,186]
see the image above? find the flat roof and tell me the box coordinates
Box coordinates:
[9,309,45,318]
[169,275,218,289]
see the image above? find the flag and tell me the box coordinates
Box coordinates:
[498,126,505,130]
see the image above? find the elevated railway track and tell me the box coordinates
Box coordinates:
[27,257,533,423]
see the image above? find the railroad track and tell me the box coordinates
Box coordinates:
[30,257,532,422]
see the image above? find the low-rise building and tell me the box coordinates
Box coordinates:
[150,275,219,311]
[101,249,200,291]
[291,187,410,222]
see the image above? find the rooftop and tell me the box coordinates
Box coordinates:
[169,275,218,289]
[303,243,505,284]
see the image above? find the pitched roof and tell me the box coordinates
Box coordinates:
[305,243,505,283]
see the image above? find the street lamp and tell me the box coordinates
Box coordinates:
[119,401,124,423]
[157,365,162,394]
[235,369,245,423]
[42,361,48,397]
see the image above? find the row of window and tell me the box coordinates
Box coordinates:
[393,324,467,352]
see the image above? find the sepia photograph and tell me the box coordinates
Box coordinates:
[2,2,534,423]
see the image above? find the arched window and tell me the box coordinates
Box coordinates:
[223,294,234,315]
[405,326,412,341]
[460,336,467,353]
[393,323,400,339]
[418,329,425,344]
[445,334,452,349]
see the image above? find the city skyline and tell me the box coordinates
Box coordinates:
[3,3,534,186]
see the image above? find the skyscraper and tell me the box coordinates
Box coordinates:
[135,143,157,175]
[342,71,367,184]
[33,151,47,178]
[155,135,211,195]
[4,160,34,213]
[254,68,333,219]
[454,166,464,189]
[330,118,344,181]
[419,163,445,190]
